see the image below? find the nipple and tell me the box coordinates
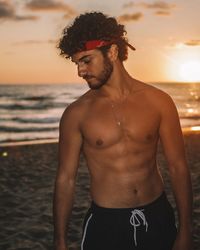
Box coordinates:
[96,139,103,146]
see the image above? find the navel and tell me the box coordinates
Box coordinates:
[146,134,153,141]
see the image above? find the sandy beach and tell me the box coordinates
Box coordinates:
[0,132,199,250]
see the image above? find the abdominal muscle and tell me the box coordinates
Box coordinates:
[84,142,164,208]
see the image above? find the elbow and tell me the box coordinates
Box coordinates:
[55,174,76,188]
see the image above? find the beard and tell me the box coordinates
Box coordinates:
[84,57,113,90]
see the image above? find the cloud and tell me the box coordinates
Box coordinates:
[167,40,200,50]
[184,40,200,46]
[122,1,175,16]
[12,39,57,45]
[63,12,77,19]
[25,0,77,19]
[0,1,15,18]
[155,10,170,16]
[2,51,14,55]
[14,15,38,21]
[0,1,38,21]
[123,1,176,10]
[123,2,136,8]
[26,0,76,14]
[140,1,176,10]
[118,12,143,22]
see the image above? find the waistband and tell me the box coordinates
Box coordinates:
[90,191,167,214]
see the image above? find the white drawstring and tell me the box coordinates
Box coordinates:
[81,213,93,250]
[130,209,148,246]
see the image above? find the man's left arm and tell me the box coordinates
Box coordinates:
[158,93,193,250]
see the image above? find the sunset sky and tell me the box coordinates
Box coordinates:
[0,0,200,84]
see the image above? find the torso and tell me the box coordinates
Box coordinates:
[77,81,164,208]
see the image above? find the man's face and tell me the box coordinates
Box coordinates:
[72,49,113,89]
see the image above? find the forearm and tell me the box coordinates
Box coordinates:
[53,178,76,246]
[169,162,193,229]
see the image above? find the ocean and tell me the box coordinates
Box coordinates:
[0,82,200,145]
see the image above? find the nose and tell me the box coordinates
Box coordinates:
[77,63,87,78]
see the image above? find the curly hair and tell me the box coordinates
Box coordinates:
[58,12,129,61]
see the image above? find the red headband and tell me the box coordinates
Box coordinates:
[85,40,114,50]
[81,40,136,51]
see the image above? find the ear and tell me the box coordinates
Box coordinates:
[107,44,118,62]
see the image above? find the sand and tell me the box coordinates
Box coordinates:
[0,132,199,250]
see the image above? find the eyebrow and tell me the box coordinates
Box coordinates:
[72,54,91,64]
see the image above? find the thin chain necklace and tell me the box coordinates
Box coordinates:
[109,84,133,127]
[110,100,125,127]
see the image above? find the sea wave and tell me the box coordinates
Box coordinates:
[0,102,68,110]
[18,95,54,101]
[0,126,58,133]
[11,117,60,124]
[0,82,199,145]
[179,115,200,120]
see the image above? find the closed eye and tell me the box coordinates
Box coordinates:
[72,55,92,66]
[81,57,91,64]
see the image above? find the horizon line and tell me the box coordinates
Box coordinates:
[1,81,200,85]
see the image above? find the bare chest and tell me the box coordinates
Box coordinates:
[81,100,160,149]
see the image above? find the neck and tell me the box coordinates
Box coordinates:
[98,60,134,100]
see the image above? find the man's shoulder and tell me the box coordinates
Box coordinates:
[139,82,173,102]
[134,80,175,110]
[145,84,177,116]
[61,89,93,122]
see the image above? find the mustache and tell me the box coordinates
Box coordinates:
[83,74,95,80]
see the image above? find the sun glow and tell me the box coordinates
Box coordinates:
[179,60,200,82]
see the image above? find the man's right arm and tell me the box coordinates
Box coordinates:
[53,104,83,250]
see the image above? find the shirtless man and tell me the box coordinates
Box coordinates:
[53,12,193,250]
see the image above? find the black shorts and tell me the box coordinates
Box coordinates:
[81,192,177,250]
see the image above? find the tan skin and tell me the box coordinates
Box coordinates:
[53,45,193,250]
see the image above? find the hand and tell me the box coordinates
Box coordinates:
[172,228,193,250]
